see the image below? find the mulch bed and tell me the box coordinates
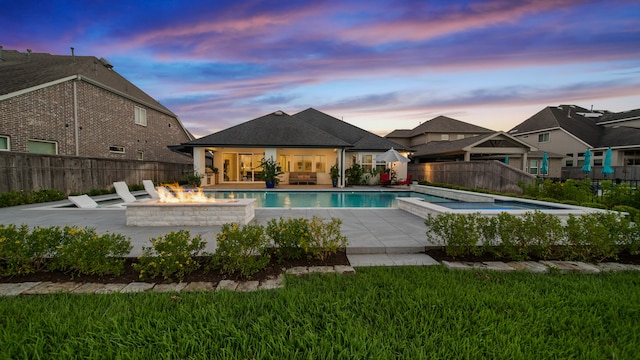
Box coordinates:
[0,251,350,284]
[424,248,640,265]
[4,248,640,285]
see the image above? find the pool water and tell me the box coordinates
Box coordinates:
[437,200,562,211]
[206,191,456,208]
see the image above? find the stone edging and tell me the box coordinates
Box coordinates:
[0,265,357,297]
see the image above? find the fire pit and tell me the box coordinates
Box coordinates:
[125,184,256,226]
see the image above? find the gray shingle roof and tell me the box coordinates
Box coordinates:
[597,126,640,147]
[597,108,640,124]
[508,106,602,147]
[0,49,175,116]
[186,111,352,148]
[409,116,493,136]
[185,108,408,151]
[411,132,534,158]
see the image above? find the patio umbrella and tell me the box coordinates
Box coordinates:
[504,156,509,165]
[540,153,549,175]
[602,147,614,177]
[375,148,410,163]
[582,149,592,174]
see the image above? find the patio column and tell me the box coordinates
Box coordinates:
[522,152,528,172]
[464,151,471,161]
[340,148,346,188]
[193,147,206,177]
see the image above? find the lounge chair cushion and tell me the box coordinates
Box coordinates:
[68,195,99,208]
[143,180,160,199]
[113,181,137,203]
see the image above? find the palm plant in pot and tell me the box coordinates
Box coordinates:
[259,157,284,188]
[330,163,340,187]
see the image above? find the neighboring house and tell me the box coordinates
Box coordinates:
[508,105,640,179]
[386,115,494,148]
[386,116,535,173]
[0,47,193,163]
[180,108,408,186]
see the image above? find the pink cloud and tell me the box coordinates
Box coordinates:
[339,0,590,44]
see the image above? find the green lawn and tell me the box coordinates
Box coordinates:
[2,266,639,359]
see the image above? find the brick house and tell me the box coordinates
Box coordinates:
[0,47,192,163]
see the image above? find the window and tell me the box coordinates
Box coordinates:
[28,140,57,154]
[594,159,603,166]
[315,155,326,172]
[294,155,313,171]
[565,160,574,167]
[109,146,125,153]
[362,155,373,172]
[0,135,9,151]
[441,134,449,141]
[457,134,465,140]
[135,106,147,126]
[137,151,144,160]
[529,160,538,175]
[538,133,550,142]
[279,155,291,172]
[593,151,603,156]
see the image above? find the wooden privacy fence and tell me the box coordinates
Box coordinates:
[409,161,535,194]
[0,152,193,194]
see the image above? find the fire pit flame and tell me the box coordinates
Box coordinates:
[156,183,216,203]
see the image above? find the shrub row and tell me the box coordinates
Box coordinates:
[0,189,66,208]
[2,217,348,282]
[0,224,132,276]
[131,217,347,280]
[425,211,640,262]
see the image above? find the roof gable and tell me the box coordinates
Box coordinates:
[409,116,493,136]
[412,132,535,157]
[293,108,408,150]
[0,49,174,116]
[509,106,602,147]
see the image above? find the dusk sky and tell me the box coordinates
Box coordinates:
[3,0,639,138]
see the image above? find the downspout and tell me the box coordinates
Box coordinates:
[73,78,79,156]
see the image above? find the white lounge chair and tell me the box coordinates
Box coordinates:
[113,181,138,203]
[143,180,160,200]
[68,195,99,208]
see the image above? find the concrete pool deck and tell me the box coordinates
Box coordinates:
[0,188,436,266]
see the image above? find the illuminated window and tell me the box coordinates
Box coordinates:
[109,146,125,153]
[315,155,326,172]
[441,134,449,140]
[137,151,144,160]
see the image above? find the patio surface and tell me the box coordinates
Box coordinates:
[0,185,436,265]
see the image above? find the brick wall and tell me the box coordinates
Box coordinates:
[0,80,192,164]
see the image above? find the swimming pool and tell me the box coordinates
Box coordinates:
[205,190,456,208]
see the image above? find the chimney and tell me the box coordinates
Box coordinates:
[71,47,75,63]
[26,48,31,62]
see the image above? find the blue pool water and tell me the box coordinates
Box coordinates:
[436,200,562,211]
[206,191,455,208]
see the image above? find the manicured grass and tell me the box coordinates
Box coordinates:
[2,266,640,359]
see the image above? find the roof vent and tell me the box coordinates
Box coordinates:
[274,110,284,116]
[99,57,114,69]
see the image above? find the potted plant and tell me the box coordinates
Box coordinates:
[259,158,283,188]
[330,163,340,187]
